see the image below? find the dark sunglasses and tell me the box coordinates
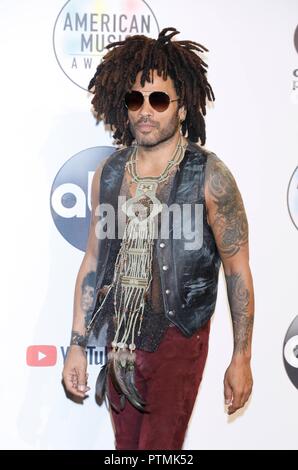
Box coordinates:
[124,90,179,112]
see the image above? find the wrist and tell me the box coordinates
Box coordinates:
[231,351,251,364]
[69,343,86,350]
[70,330,88,348]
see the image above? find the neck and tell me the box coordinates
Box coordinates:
[136,132,184,168]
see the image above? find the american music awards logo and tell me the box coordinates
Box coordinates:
[283,316,298,390]
[292,24,298,103]
[50,146,115,251]
[287,166,298,230]
[53,0,160,90]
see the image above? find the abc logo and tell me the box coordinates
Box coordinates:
[287,166,298,230]
[50,146,115,251]
[295,24,298,54]
[283,315,298,389]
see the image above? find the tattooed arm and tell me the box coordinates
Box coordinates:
[205,154,254,415]
[62,160,106,398]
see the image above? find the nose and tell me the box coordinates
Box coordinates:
[138,95,153,116]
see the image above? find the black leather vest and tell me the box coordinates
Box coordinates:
[93,141,221,337]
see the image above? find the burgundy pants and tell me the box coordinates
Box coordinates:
[108,320,210,450]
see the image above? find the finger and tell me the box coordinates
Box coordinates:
[63,369,77,392]
[224,380,233,406]
[77,367,87,387]
[77,369,88,392]
[227,394,245,414]
[71,383,89,398]
[72,389,88,398]
[75,368,89,396]
[75,385,90,397]
[63,367,89,397]
[71,372,78,386]
[66,371,87,398]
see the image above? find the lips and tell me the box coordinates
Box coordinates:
[137,123,155,132]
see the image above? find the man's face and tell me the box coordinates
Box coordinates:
[81,285,95,312]
[127,70,183,147]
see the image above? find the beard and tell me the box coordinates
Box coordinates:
[129,109,180,148]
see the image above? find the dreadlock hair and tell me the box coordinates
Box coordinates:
[88,27,215,146]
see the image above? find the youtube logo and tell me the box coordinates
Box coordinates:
[26,345,57,367]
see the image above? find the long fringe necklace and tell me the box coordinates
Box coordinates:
[91,136,187,411]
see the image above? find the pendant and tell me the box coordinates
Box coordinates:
[121,179,163,223]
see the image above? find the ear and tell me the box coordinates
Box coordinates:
[178,106,186,122]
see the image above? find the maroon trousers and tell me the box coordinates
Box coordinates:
[108,321,210,450]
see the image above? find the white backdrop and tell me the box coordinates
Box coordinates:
[0,0,297,450]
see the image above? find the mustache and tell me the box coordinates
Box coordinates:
[135,117,157,126]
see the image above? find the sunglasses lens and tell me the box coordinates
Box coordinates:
[149,92,170,112]
[124,91,172,112]
[124,91,143,111]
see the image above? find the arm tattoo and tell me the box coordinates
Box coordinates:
[207,157,248,257]
[70,330,88,348]
[80,271,96,327]
[226,273,254,354]
[70,271,96,347]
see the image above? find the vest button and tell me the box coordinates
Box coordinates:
[162,265,169,271]
[168,310,175,317]
[181,303,186,309]
[159,242,165,248]
[165,289,170,294]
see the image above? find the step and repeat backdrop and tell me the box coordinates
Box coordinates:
[0,0,297,449]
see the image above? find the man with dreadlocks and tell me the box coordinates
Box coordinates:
[63,27,255,450]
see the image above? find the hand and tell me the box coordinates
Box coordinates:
[224,357,253,415]
[62,345,90,398]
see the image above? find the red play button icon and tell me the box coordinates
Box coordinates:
[26,345,57,367]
